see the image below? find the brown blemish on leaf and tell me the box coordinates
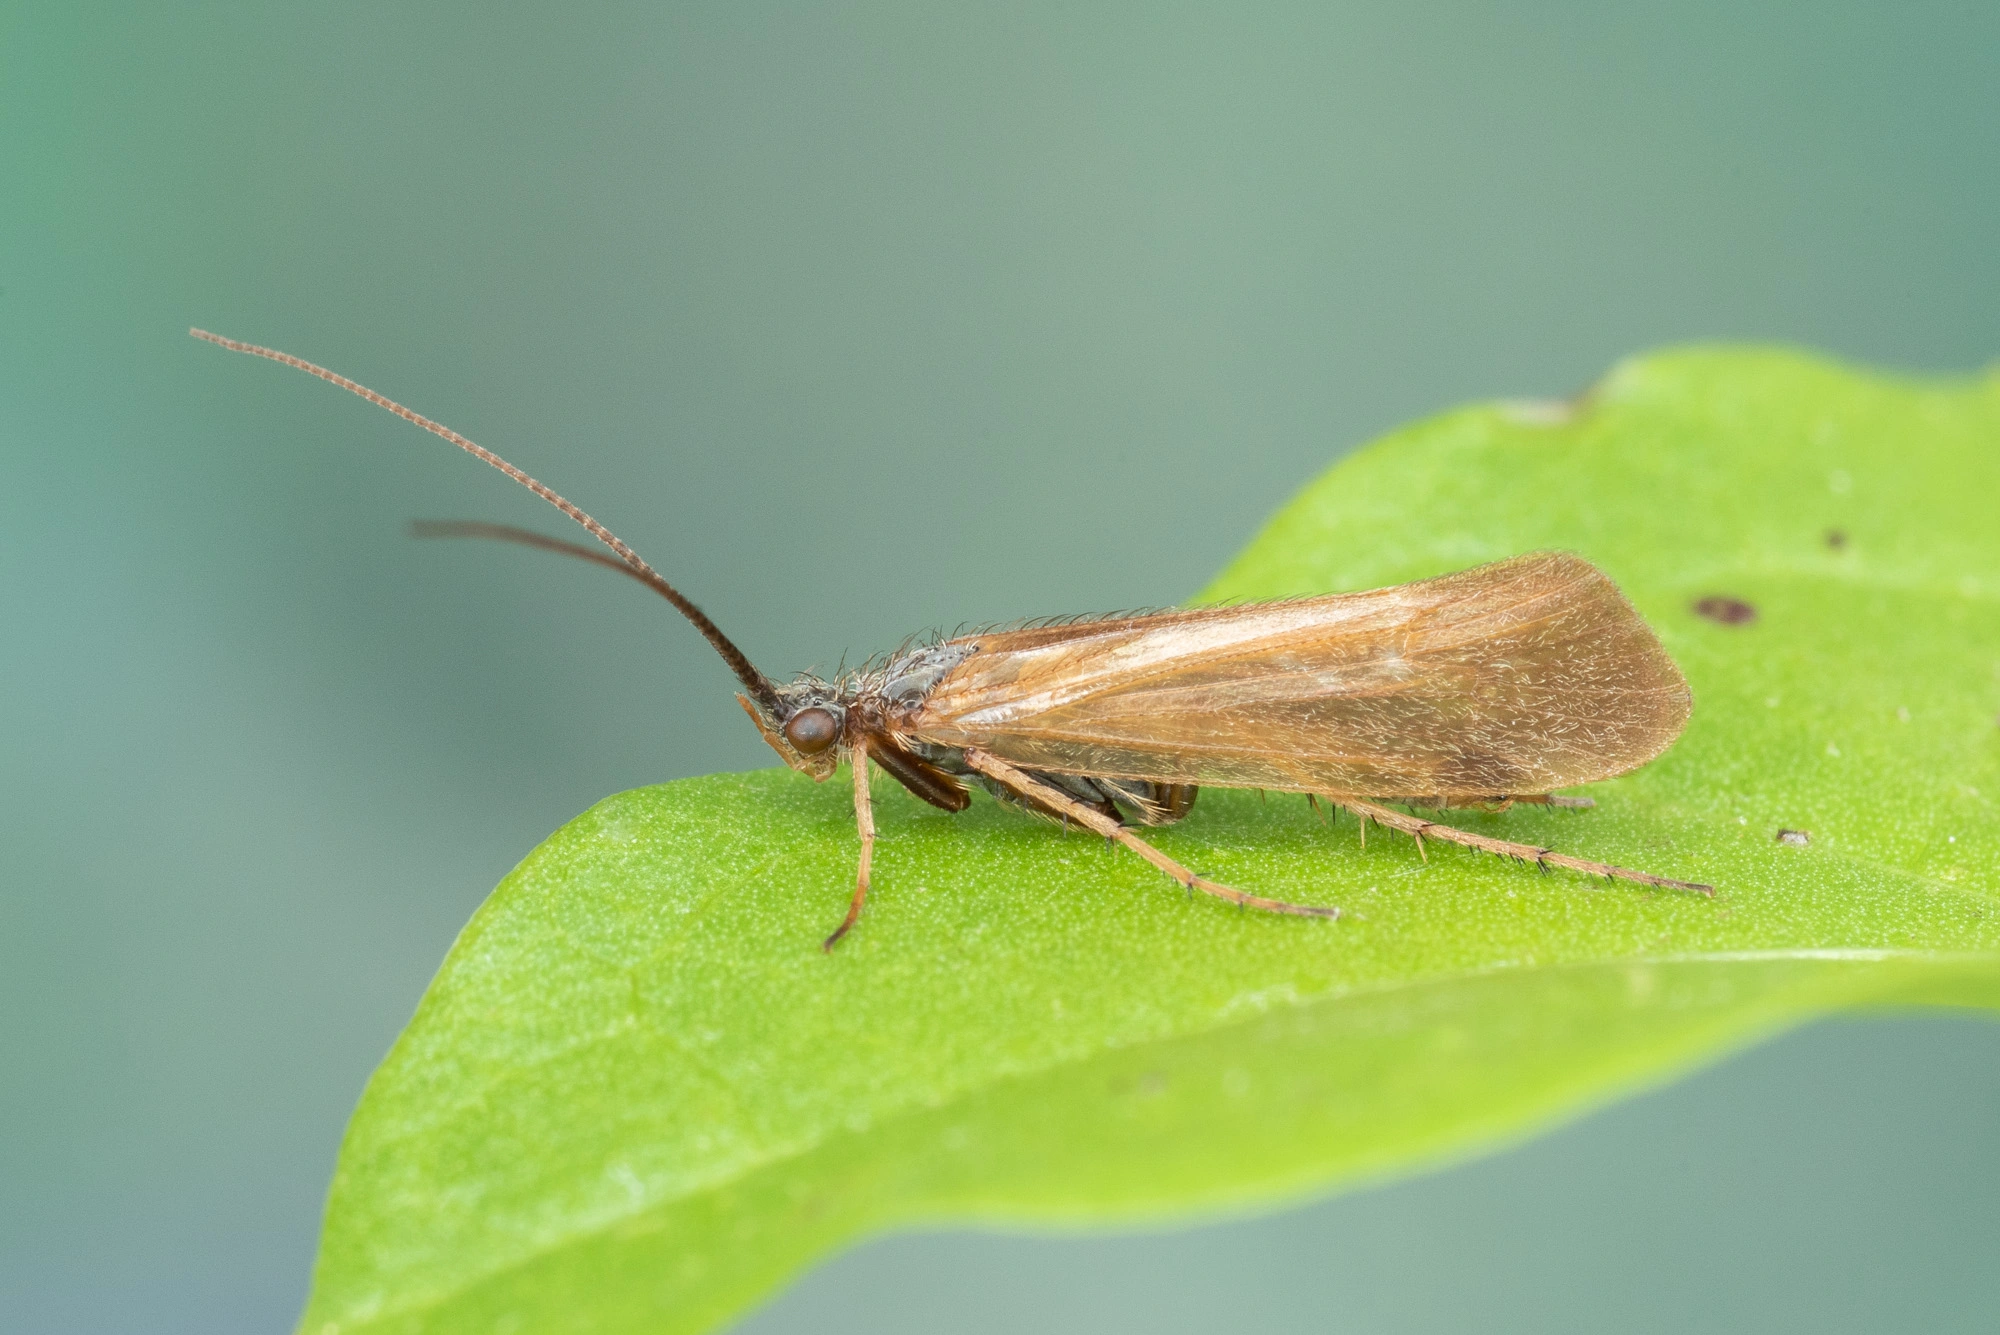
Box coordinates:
[1776,829,1811,848]
[1825,528,1848,550]
[1693,596,1758,626]
[1499,371,1614,428]
[1498,399,1576,427]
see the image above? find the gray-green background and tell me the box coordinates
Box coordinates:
[4,4,1997,1332]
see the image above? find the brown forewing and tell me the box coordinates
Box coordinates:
[904,552,1690,798]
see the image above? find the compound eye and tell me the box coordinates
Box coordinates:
[782,706,840,756]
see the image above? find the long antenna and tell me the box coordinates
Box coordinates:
[191,328,782,714]
[412,520,673,587]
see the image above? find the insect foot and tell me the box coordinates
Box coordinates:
[1342,799,1711,895]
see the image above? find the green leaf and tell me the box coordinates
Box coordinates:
[301,348,2000,1335]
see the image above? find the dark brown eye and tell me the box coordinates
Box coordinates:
[782,706,839,755]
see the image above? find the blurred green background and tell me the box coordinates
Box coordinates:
[3,3,1997,1331]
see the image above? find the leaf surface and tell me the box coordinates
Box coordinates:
[302,348,2000,1335]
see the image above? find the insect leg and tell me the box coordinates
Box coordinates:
[1431,794,1596,814]
[981,770,1123,824]
[962,750,1340,920]
[823,738,877,951]
[1340,799,1711,894]
[868,736,971,812]
[1099,780,1198,826]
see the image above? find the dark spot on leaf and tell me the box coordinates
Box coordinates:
[1693,596,1758,626]
[1776,829,1811,848]
[1825,528,1848,550]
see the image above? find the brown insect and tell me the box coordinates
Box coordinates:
[193,328,1710,948]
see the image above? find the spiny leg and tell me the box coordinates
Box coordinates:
[1463,793,1596,813]
[823,737,876,951]
[1394,793,1595,814]
[1337,797,1711,895]
[963,750,1340,920]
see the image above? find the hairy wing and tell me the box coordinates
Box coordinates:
[905,553,1690,798]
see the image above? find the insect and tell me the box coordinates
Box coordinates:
[193,328,1710,948]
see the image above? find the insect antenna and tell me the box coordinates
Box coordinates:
[191,329,783,715]
[412,520,655,582]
